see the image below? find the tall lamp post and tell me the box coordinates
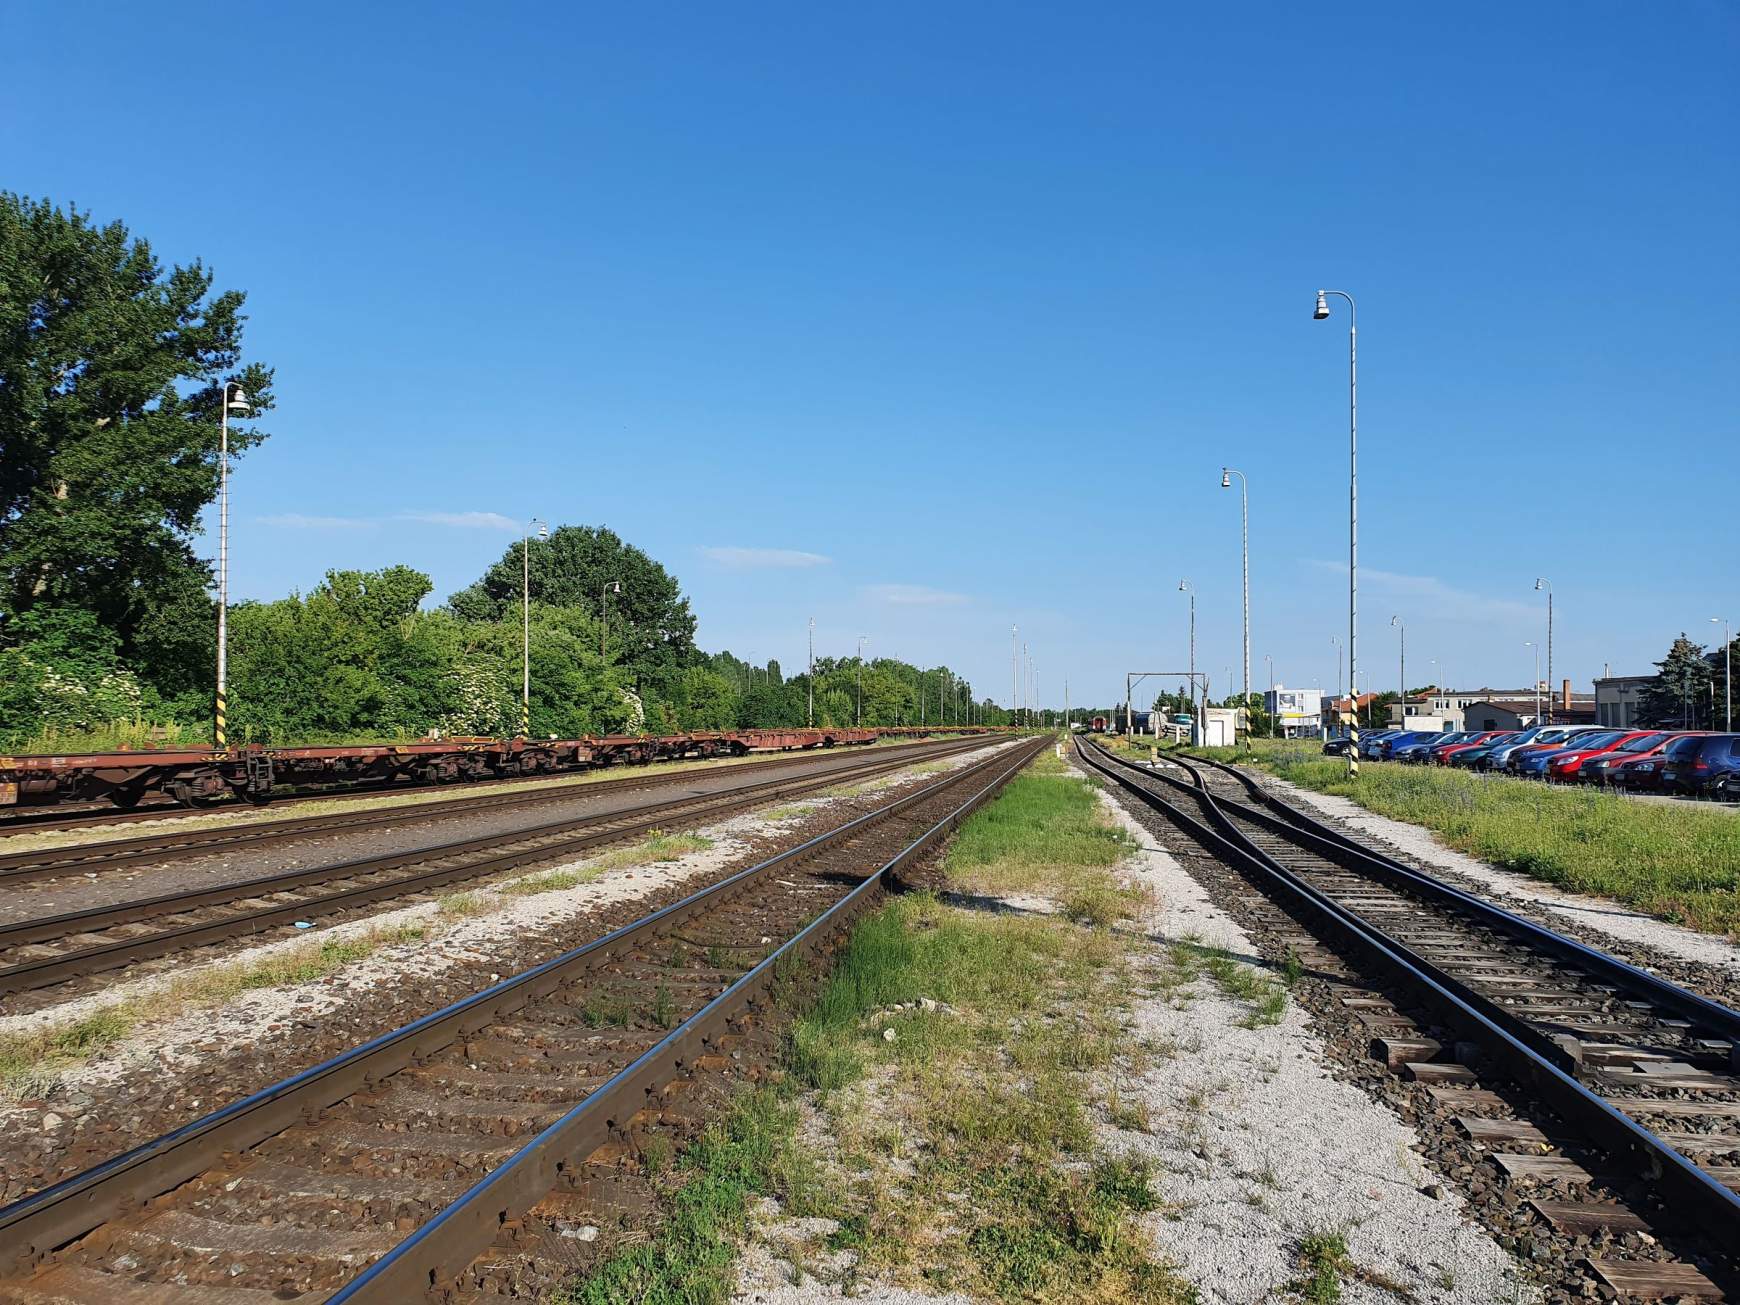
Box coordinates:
[599,579,622,658]
[1011,624,1019,729]
[807,617,815,727]
[1714,616,1733,732]
[521,517,548,737]
[1526,642,1540,724]
[214,381,251,749]
[1220,468,1250,731]
[1534,578,1553,723]
[1390,614,1405,725]
[856,635,869,725]
[1265,653,1276,737]
[1314,289,1358,774]
[1178,579,1196,714]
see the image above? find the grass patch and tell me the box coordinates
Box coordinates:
[0,923,426,1100]
[1290,1230,1353,1303]
[498,867,601,896]
[942,766,1143,920]
[553,1088,821,1305]
[1188,740,1740,937]
[589,830,713,873]
[437,890,487,918]
[762,804,815,821]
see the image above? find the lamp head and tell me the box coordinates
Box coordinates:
[1534,577,1546,591]
[1313,291,1330,321]
[1220,469,1231,488]
[537,524,549,539]
[225,385,251,413]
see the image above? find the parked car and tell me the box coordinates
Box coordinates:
[1569,731,1674,785]
[1499,726,1610,775]
[1444,731,1522,768]
[1659,734,1740,797]
[1428,730,1506,764]
[1374,730,1444,761]
[1515,729,1632,779]
[1609,750,1673,793]
[1461,725,1570,772]
[1393,731,1473,763]
[1354,729,1405,760]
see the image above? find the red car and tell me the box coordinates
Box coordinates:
[1545,730,1665,782]
[1431,731,1510,764]
[1605,733,1711,791]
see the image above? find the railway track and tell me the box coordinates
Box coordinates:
[0,736,1046,1304]
[0,736,976,884]
[1077,738,1740,1301]
[0,736,997,997]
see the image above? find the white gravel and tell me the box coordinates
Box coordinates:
[1092,778,1534,1305]
[0,745,1006,1109]
[1262,773,1740,977]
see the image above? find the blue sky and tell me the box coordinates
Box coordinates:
[5,1,1736,708]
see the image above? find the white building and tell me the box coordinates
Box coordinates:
[1263,685,1322,738]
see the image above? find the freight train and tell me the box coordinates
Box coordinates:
[0,726,1000,811]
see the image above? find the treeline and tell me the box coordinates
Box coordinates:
[2,524,1012,748]
[0,196,1016,750]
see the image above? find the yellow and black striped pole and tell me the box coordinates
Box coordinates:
[520,698,530,739]
[215,688,227,751]
[1348,717,1359,778]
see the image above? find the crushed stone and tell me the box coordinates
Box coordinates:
[1088,773,1533,1304]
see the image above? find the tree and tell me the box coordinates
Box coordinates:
[448,524,695,685]
[1637,633,1715,729]
[0,194,274,702]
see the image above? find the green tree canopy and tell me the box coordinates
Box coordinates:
[0,193,274,704]
[1638,633,1716,729]
[448,524,695,683]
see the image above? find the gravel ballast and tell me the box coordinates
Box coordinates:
[1089,773,1533,1304]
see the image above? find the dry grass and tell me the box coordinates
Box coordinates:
[0,923,427,1100]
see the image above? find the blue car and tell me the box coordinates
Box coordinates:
[1374,730,1443,761]
[1394,730,1474,764]
[1356,729,1406,759]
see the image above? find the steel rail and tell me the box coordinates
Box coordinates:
[0,737,1043,1285]
[1173,750,1740,1044]
[328,735,1045,1301]
[1076,738,1740,1247]
[0,738,997,995]
[0,737,977,882]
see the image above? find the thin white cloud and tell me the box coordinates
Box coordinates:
[398,511,520,531]
[700,546,833,569]
[258,513,373,529]
[864,583,969,607]
[1303,560,1535,622]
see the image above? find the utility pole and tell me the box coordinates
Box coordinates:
[807,617,814,728]
[1011,624,1018,727]
[1314,289,1358,776]
[214,381,251,750]
[1535,579,1554,724]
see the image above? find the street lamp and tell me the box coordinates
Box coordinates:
[1178,579,1195,714]
[856,635,869,726]
[1314,289,1358,775]
[1534,578,1554,724]
[1526,642,1540,724]
[599,579,622,658]
[1714,617,1732,732]
[1011,624,1019,729]
[1265,653,1276,738]
[807,617,815,728]
[214,381,250,749]
[1220,468,1251,734]
[1390,614,1405,726]
[522,517,548,736]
